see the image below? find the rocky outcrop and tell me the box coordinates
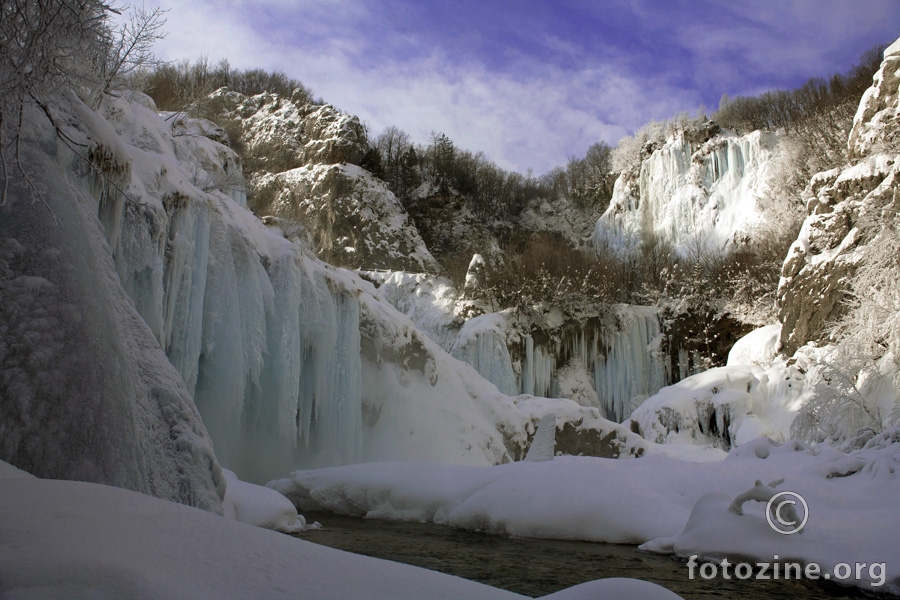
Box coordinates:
[849,38,900,157]
[220,90,368,169]
[211,89,436,272]
[777,40,900,355]
[254,163,438,271]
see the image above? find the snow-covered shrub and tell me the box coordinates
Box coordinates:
[793,223,900,446]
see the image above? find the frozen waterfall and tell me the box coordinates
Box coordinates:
[451,307,673,423]
[592,130,780,255]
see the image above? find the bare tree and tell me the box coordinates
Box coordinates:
[93,4,167,102]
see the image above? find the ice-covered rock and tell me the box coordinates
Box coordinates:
[219,89,368,168]
[524,412,557,461]
[0,97,224,512]
[254,163,437,271]
[213,89,436,272]
[629,360,807,449]
[849,39,900,157]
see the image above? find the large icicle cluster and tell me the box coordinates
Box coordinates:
[448,306,672,422]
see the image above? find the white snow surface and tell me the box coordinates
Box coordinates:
[0,462,683,600]
[726,324,781,366]
[272,431,900,595]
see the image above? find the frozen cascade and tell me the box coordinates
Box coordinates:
[79,94,373,481]
[453,305,673,422]
[450,314,519,396]
[521,335,557,398]
[43,92,652,487]
[592,130,780,255]
[593,306,670,422]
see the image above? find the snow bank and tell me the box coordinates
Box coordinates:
[0,471,520,600]
[223,469,307,533]
[271,433,900,595]
[642,433,900,594]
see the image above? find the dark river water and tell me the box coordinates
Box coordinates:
[294,512,883,599]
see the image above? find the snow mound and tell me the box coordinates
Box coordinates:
[0,469,528,600]
[223,469,306,533]
[539,578,683,600]
[726,324,781,366]
[630,360,806,449]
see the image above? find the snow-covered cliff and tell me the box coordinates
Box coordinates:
[777,39,900,355]
[592,127,782,255]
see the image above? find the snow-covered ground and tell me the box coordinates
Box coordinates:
[0,461,682,600]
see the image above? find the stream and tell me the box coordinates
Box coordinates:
[294,512,878,599]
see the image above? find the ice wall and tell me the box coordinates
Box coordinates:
[592,130,780,255]
[0,99,224,511]
[78,94,374,481]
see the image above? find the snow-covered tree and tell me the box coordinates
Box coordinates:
[0,0,164,205]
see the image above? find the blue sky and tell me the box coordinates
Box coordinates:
[148,0,900,174]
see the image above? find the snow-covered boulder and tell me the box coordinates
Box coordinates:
[629,360,806,449]
[222,469,307,533]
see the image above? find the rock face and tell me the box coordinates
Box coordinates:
[777,40,900,355]
[849,38,900,158]
[217,90,437,272]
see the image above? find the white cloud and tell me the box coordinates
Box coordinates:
[147,0,703,173]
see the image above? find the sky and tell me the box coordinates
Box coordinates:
[143,0,900,174]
